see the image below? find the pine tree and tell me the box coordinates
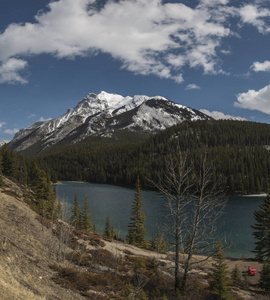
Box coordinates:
[251,194,270,262]
[104,216,113,238]
[231,265,241,286]
[29,163,48,200]
[81,196,91,232]
[19,156,28,185]
[45,173,58,219]
[127,176,147,248]
[150,228,167,253]
[104,216,118,239]
[71,194,81,229]
[260,259,270,293]
[208,241,232,300]
[29,163,57,218]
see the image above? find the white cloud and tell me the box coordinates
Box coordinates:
[239,4,270,34]
[0,122,6,129]
[0,0,234,83]
[185,83,200,90]
[0,58,28,84]
[235,84,270,114]
[4,128,19,135]
[251,60,270,72]
[200,109,246,121]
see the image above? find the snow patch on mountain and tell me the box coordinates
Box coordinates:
[131,103,180,131]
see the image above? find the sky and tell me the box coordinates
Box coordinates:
[0,0,270,142]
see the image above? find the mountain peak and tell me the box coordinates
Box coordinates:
[97,91,124,101]
[8,91,211,155]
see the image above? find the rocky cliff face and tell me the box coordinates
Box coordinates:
[8,91,211,154]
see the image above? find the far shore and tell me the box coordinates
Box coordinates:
[52,180,86,185]
[241,193,267,197]
[54,180,269,197]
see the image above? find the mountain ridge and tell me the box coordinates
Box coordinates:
[8,91,211,155]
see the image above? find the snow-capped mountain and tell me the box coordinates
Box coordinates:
[8,91,211,154]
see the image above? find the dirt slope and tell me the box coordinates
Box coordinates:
[0,178,85,300]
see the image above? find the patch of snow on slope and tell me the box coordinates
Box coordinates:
[130,103,183,131]
[190,114,202,121]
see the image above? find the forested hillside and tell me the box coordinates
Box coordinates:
[36,120,270,195]
[0,144,59,218]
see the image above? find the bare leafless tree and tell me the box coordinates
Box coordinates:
[180,153,226,291]
[151,149,226,292]
[151,150,193,291]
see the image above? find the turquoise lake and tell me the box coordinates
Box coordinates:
[55,181,265,258]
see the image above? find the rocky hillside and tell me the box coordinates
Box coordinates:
[8,91,211,155]
[0,178,84,299]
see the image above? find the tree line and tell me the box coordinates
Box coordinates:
[36,119,270,195]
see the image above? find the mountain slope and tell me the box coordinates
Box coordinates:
[8,91,211,155]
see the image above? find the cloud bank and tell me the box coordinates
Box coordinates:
[200,109,246,121]
[251,60,270,72]
[0,121,18,136]
[235,85,270,114]
[4,128,19,135]
[0,0,269,85]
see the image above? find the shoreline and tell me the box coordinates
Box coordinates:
[52,180,86,185]
[241,193,267,197]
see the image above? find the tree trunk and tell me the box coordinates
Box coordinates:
[175,199,181,291]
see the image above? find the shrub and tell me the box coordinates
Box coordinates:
[51,264,127,293]
[66,250,92,267]
[89,249,120,269]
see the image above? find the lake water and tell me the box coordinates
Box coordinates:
[55,181,265,258]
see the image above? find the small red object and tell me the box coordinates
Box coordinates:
[248,266,256,276]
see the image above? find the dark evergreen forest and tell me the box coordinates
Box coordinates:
[33,120,270,195]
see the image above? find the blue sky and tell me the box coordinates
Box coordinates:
[0,0,270,142]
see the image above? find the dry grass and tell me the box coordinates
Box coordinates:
[0,255,46,300]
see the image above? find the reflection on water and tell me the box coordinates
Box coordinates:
[55,181,264,258]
